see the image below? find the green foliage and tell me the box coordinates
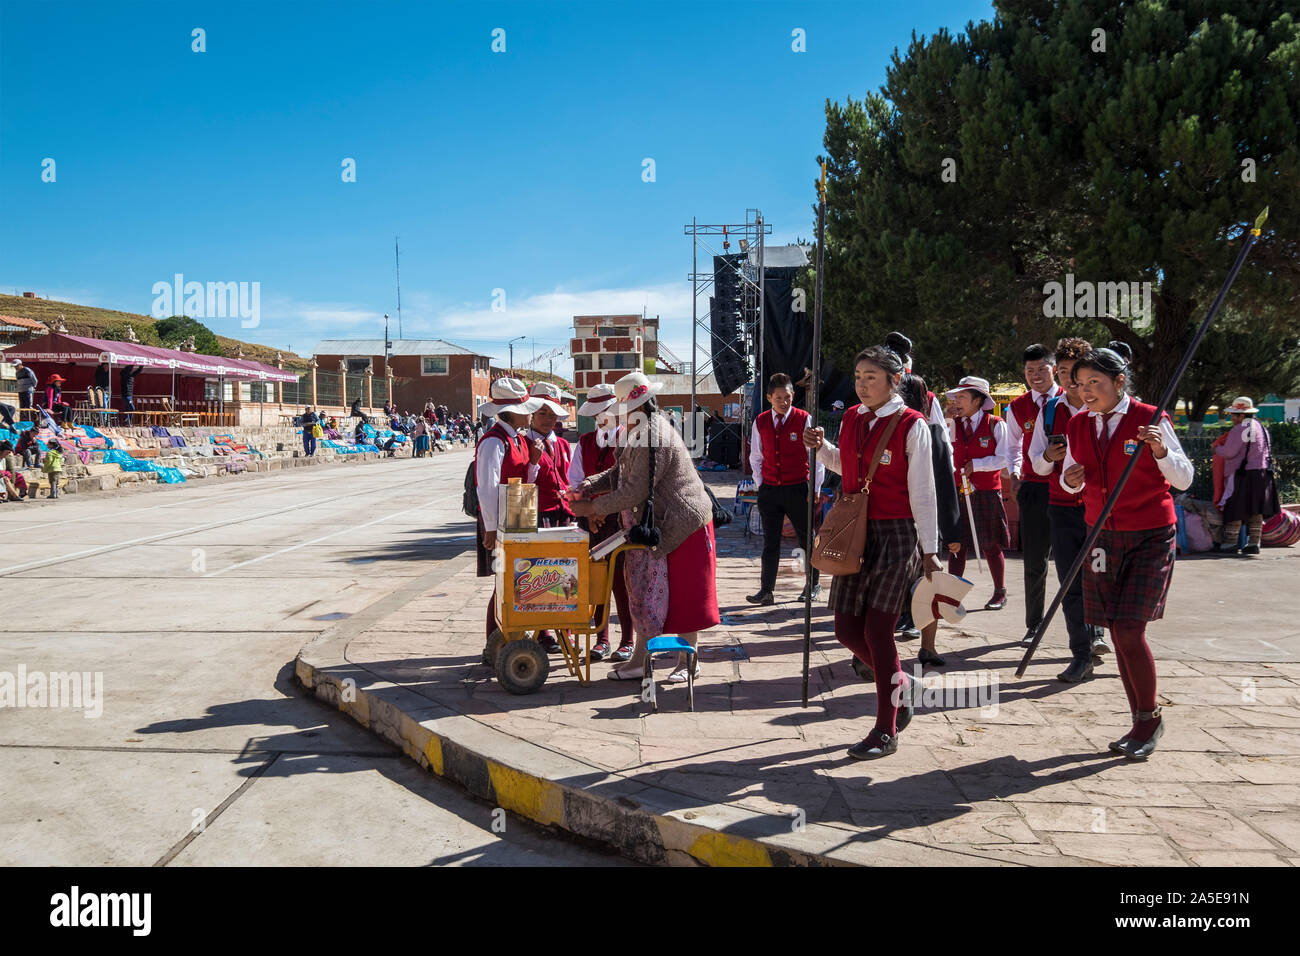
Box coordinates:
[100,323,161,346]
[154,316,223,356]
[818,1,1300,405]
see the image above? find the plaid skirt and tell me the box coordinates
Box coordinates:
[828,518,922,617]
[957,488,1010,551]
[1082,524,1177,626]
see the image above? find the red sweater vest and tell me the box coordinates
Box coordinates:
[533,433,573,515]
[952,413,1004,492]
[578,430,617,479]
[1065,400,1176,531]
[1009,390,1055,484]
[1044,397,1085,508]
[838,405,924,519]
[756,407,811,485]
[476,422,531,485]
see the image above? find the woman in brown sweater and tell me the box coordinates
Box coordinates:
[567,372,720,682]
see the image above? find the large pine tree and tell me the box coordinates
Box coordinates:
[819,0,1300,406]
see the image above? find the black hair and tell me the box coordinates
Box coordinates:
[884,331,913,364]
[0,441,11,452]
[898,373,928,414]
[1022,343,1055,365]
[854,345,906,378]
[767,372,792,392]
[1107,340,1133,363]
[1054,337,1092,363]
[1071,345,1134,394]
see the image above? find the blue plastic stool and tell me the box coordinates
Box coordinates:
[644,635,697,712]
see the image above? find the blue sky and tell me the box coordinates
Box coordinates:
[0,0,994,376]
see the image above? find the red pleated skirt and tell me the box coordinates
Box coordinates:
[662,522,721,634]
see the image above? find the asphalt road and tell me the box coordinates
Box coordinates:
[0,451,631,866]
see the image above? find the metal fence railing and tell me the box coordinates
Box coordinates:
[277,371,395,410]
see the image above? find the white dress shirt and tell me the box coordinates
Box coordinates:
[949,410,1009,473]
[567,426,618,488]
[1059,395,1194,493]
[1005,384,1062,478]
[815,398,938,554]
[749,408,825,490]
[928,393,951,446]
[1029,393,1085,477]
[475,420,540,531]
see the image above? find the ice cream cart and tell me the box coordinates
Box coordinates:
[484,525,643,695]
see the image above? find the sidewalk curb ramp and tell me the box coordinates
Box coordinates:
[294,630,852,867]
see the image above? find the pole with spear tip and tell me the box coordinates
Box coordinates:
[802,159,827,709]
[1017,207,1269,678]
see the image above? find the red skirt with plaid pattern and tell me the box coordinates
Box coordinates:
[956,488,1010,551]
[1082,524,1177,626]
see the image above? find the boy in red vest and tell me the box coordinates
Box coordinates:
[476,378,544,662]
[747,372,825,605]
[945,376,1011,609]
[1028,338,1110,682]
[568,385,634,662]
[1005,344,1063,640]
[1060,343,1193,759]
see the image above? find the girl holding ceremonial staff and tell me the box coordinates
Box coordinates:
[804,346,941,760]
[1059,344,1194,759]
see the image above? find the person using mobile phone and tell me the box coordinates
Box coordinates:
[1029,338,1110,682]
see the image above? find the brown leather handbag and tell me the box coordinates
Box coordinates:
[812,409,904,576]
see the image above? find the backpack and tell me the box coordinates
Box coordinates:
[463,460,479,518]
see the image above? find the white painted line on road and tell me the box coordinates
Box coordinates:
[2,455,457,533]
[205,501,440,577]
[0,478,442,577]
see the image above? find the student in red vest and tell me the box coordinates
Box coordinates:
[1028,337,1110,682]
[475,378,544,662]
[803,345,940,760]
[568,385,634,663]
[1060,343,1193,759]
[747,372,825,605]
[1005,344,1063,640]
[945,376,1011,609]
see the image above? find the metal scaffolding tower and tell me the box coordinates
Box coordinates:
[683,209,772,443]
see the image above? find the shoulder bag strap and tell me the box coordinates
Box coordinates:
[860,409,904,496]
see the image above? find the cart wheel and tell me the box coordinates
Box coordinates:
[495,638,550,695]
[483,629,506,667]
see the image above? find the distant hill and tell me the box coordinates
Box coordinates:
[0,294,311,370]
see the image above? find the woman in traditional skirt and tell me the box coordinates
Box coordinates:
[804,346,942,760]
[1214,396,1280,556]
[567,372,720,684]
[1060,344,1194,760]
[944,376,1012,609]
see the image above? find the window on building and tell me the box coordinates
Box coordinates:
[346,358,372,374]
[422,356,449,375]
[573,355,592,371]
[596,327,631,337]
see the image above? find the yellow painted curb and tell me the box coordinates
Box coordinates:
[486,760,565,826]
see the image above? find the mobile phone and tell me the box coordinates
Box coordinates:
[1048,435,1067,447]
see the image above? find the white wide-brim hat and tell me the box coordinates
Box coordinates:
[1224,396,1259,415]
[578,383,618,418]
[527,381,569,418]
[911,572,975,630]
[482,377,544,417]
[945,376,995,413]
[613,371,663,414]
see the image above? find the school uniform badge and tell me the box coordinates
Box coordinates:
[1024,419,1035,432]
[789,432,797,441]
[880,449,892,465]
[1123,439,1139,455]
[979,437,990,448]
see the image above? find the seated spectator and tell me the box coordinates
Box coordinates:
[42,375,72,424]
[16,428,39,468]
[351,397,370,424]
[0,441,30,501]
[0,400,16,430]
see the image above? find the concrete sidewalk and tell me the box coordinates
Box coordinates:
[295,478,1300,866]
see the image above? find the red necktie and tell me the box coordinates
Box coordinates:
[1097,411,1117,458]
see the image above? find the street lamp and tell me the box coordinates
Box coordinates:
[508,335,526,377]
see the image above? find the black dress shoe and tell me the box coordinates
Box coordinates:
[1108,712,1134,753]
[847,731,897,760]
[746,590,775,606]
[895,676,919,733]
[851,656,874,682]
[918,647,946,667]
[1117,708,1165,761]
[896,626,921,641]
[1057,656,1094,683]
[796,583,822,602]
[984,589,1008,610]
[1242,544,1261,555]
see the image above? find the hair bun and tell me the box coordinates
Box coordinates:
[1107,340,1133,362]
[884,331,913,357]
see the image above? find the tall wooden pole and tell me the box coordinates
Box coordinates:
[802,161,827,709]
